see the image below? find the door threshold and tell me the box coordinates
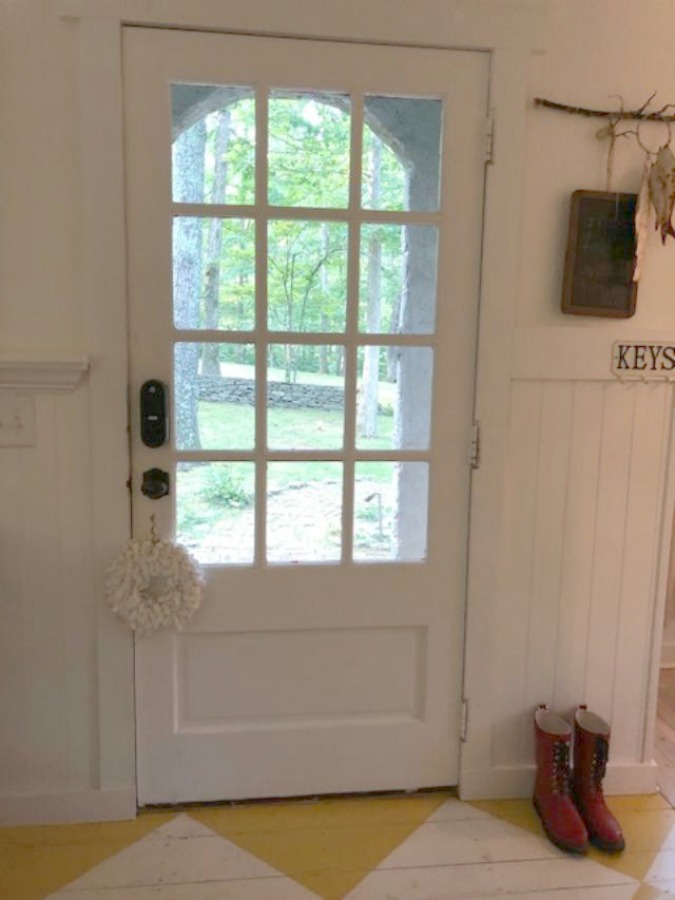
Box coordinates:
[140,785,457,812]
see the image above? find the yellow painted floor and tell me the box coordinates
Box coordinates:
[2,792,675,899]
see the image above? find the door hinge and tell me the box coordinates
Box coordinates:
[470,422,481,470]
[460,697,469,742]
[484,113,495,165]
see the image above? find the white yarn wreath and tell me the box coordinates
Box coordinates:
[105,537,203,637]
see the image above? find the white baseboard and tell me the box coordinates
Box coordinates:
[0,787,137,825]
[459,761,659,801]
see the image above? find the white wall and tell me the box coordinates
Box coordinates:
[462,0,675,797]
[2,0,675,820]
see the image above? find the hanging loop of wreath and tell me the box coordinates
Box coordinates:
[105,533,203,637]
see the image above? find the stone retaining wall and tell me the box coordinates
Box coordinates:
[198,375,345,410]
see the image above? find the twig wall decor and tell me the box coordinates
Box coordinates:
[536,94,675,280]
[535,93,675,192]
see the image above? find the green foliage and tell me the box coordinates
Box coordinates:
[200,464,254,508]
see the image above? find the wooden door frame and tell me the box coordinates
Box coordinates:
[60,0,546,813]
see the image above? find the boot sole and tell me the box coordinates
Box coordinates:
[588,833,625,854]
[533,795,588,855]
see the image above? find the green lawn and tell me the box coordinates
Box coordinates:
[176,399,397,545]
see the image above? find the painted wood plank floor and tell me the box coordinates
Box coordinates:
[2,790,675,900]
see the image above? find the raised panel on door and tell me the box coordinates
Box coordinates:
[124,26,488,804]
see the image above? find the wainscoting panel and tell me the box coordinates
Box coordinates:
[0,388,98,798]
[491,379,672,771]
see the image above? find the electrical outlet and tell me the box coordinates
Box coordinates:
[0,391,36,447]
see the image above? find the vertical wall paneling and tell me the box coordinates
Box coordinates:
[57,387,97,790]
[479,371,669,793]
[492,381,542,768]
[0,390,96,798]
[584,383,636,719]
[611,384,671,762]
[522,380,574,759]
[553,382,604,713]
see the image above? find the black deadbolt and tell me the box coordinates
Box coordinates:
[141,468,170,500]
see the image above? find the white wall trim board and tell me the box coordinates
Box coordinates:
[75,17,136,796]
[459,762,659,801]
[0,357,89,392]
[53,0,548,52]
[0,788,136,826]
[460,47,533,798]
[512,327,675,382]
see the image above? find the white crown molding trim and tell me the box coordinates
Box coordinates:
[52,0,548,52]
[0,357,90,392]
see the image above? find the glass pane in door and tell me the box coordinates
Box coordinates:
[267,345,345,450]
[172,217,255,330]
[268,91,351,208]
[176,461,255,565]
[171,85,255,205]
[267,220,348,332]
[362,96,442,212]
[267,462,343,563]
[353,461,429,562]
[175,342,256,451]
[356,346,433,450]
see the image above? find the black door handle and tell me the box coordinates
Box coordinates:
[141,468,170,500]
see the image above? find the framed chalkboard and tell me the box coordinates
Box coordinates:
[561,190,637,318]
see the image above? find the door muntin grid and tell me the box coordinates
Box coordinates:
[171,84,442,566]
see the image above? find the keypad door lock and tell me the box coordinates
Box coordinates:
[140,380,168,448]
[141,468,170,500]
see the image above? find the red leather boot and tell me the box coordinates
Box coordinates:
[572,706,625,853]
[533,705,588,853]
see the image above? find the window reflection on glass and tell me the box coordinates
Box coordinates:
[268,91,350,208]
[353,462,429,562]
[174,343,255,451]
[356,346,433,451]
[267,346,345,450]
[267,462,342,563]
[176,462,255,565]
[359,223,438,336]
[267,220,348,332]
[362,96,441,213]
[172,85,255,205]
[172,217,255,331]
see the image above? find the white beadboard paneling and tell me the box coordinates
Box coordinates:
[490,378,669,775]
[553,382,604,711]
[522,381,574,760]
[611,383,671,761]
[56,387,98,789]
[492,381,542,768]
[0,390,97,796]
[584,382,636,720]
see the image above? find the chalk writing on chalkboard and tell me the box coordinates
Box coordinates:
[562,190,637,318]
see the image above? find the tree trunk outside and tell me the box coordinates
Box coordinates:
[202,109,231,376]
[358,136,382,438]
[173,120,206,449]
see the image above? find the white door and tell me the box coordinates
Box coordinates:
[123,27,488,805]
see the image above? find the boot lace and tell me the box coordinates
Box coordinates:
[591,736,608,793]
[551,741,571,795]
